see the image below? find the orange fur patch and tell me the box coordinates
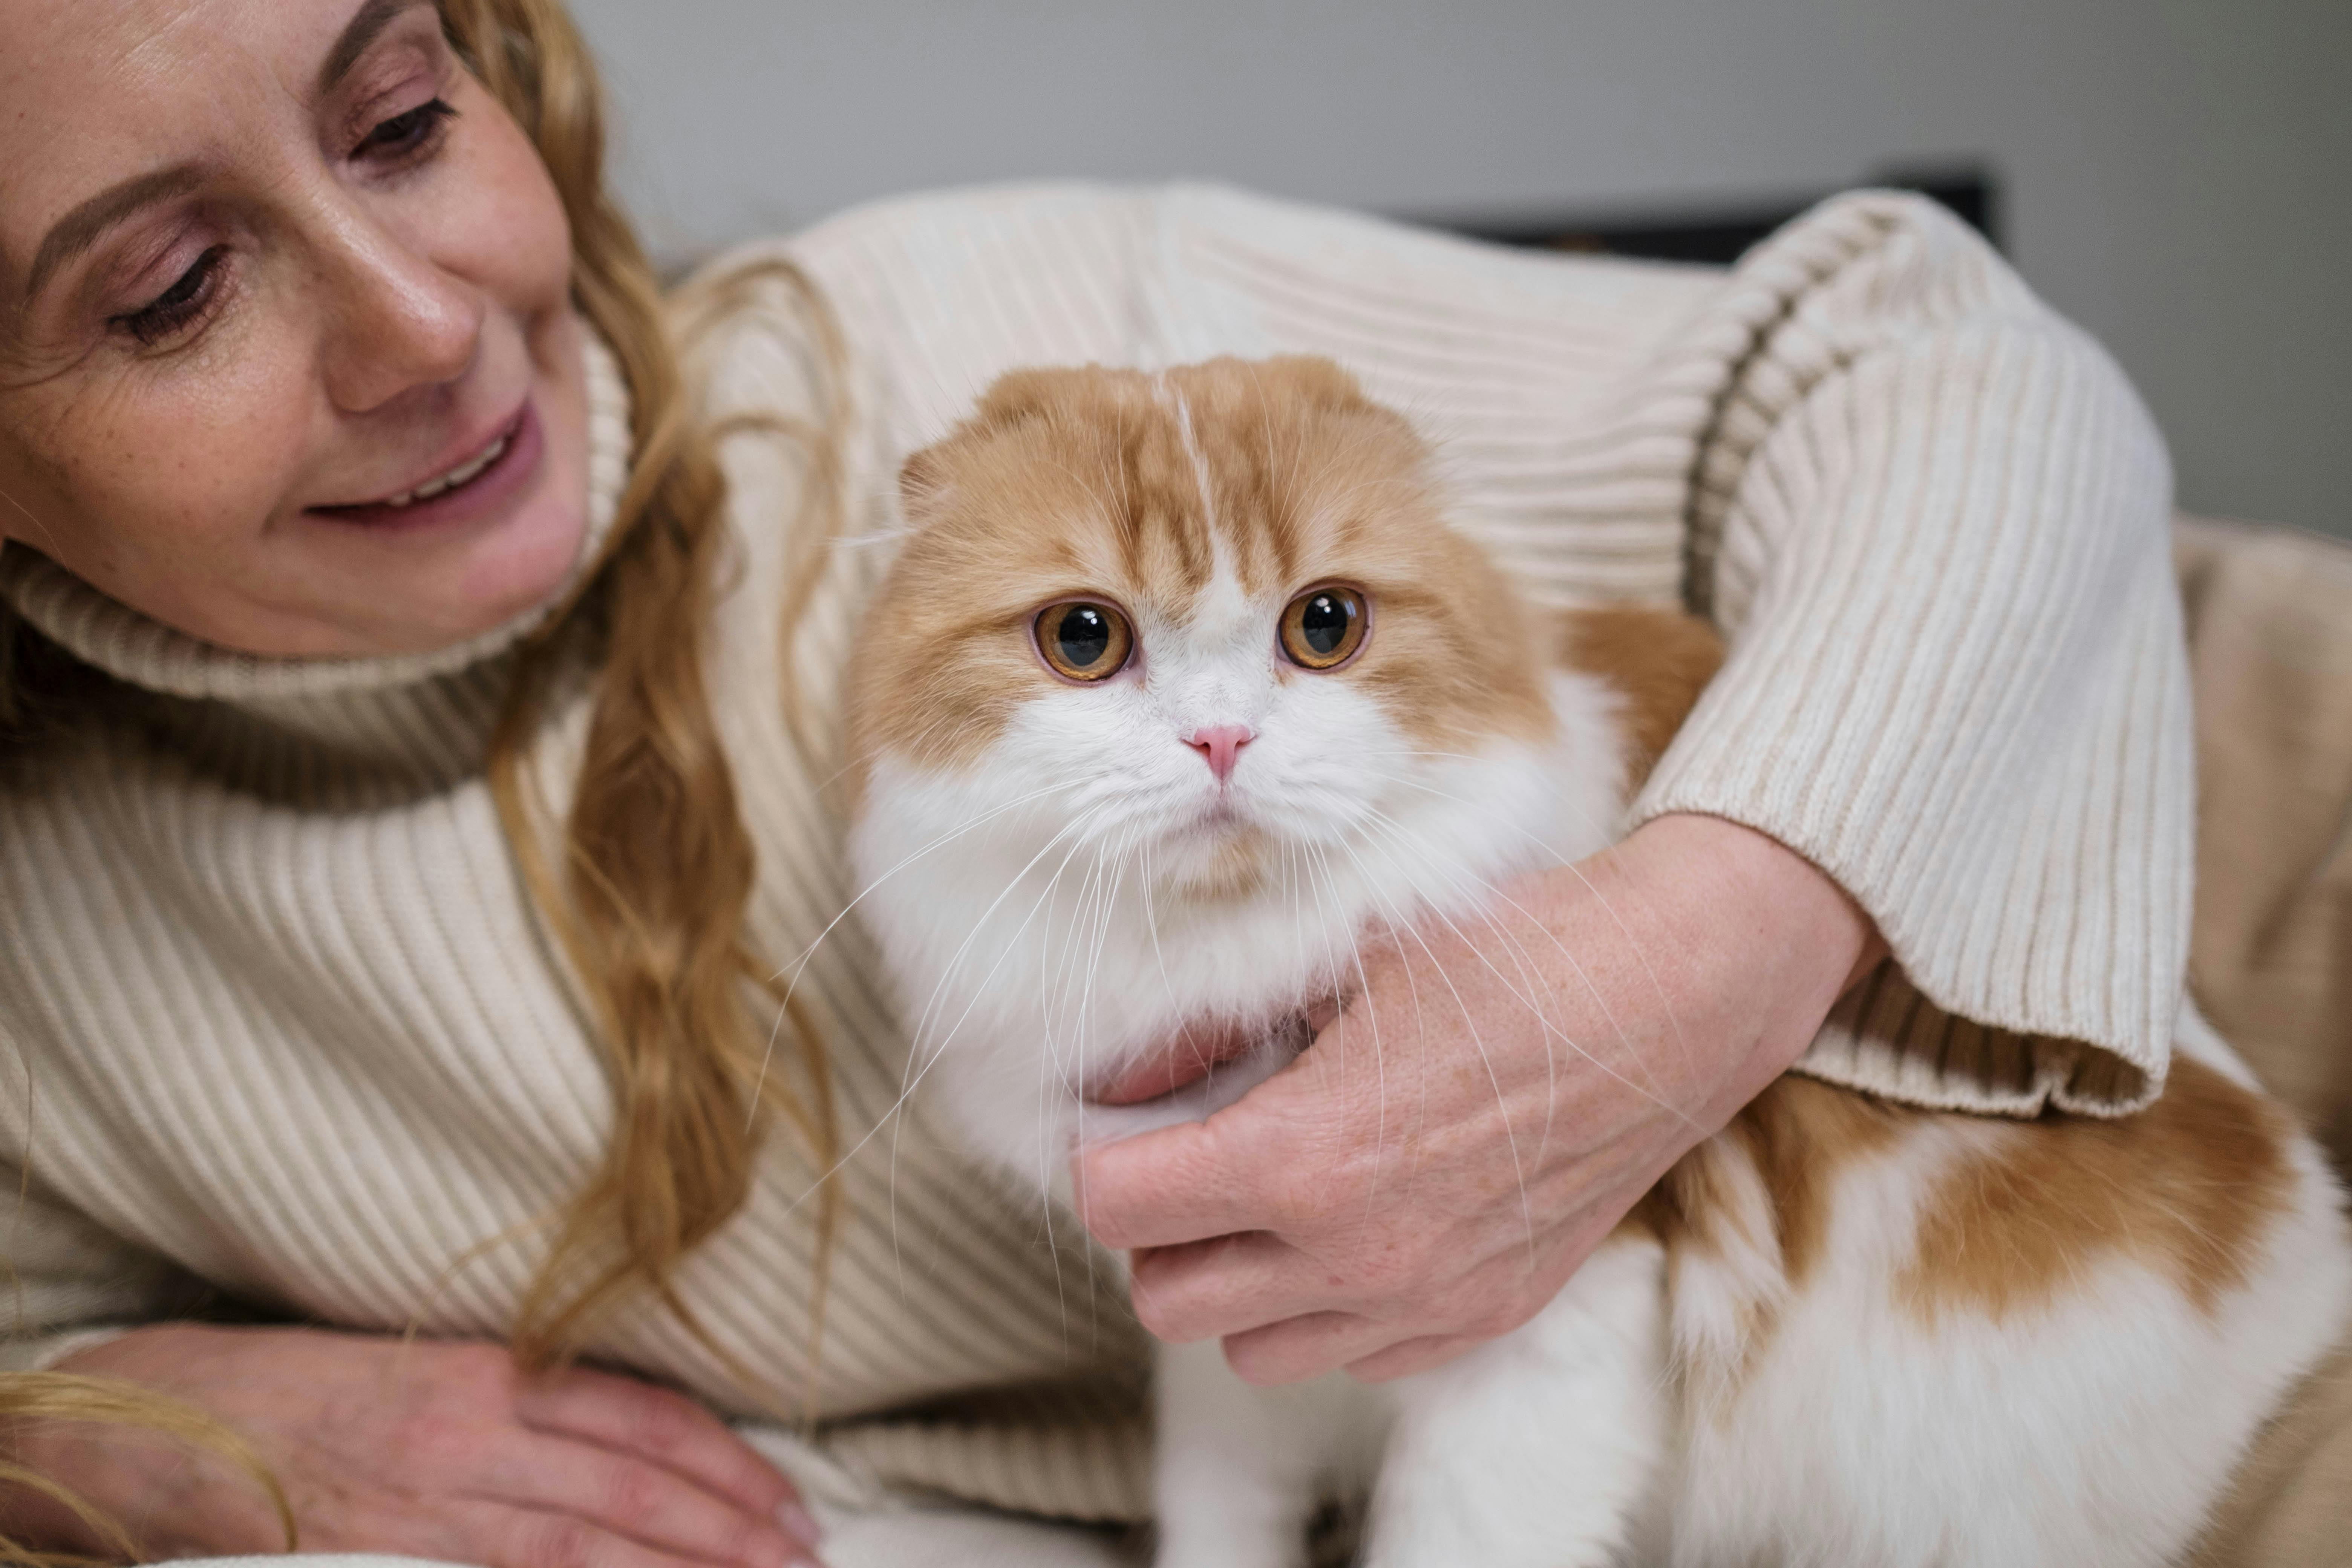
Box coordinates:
[1633,1075,1914,1402]
[1639,1054,2300,1418]
[1899,1055,2297,1325]
[1554,605,1726,790]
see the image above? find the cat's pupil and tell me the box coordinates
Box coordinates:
[1299,594,1351,656]
[1057,606,1113,669]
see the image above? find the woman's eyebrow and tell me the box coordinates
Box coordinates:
[317,0,435,98]
[18,0,436,307]
[24,164,205,303]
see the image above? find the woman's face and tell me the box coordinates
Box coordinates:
[0,0,588,658]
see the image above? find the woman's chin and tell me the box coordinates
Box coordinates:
[447,488,593,636]
[221,488,591,662]
[306,403,596,657]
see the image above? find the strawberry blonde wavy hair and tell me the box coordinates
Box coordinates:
[2,0,842,1554]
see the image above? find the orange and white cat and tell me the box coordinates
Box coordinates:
[843,356,2352,1567]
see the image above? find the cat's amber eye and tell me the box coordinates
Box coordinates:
[1279,586,1369,671]
[1035,601,1135,682]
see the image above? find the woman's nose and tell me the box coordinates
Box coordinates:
[315,214,485,415]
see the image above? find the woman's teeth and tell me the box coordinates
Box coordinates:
[381,434,508,508]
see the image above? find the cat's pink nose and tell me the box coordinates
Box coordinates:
[1186,724,1256,784]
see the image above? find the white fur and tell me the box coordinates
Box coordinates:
[848,549,2352,1566]
[1658,1115,2352,1568]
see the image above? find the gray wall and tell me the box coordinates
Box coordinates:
[571,0,2352,541]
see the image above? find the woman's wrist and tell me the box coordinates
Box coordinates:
[1576,812,1882,1127]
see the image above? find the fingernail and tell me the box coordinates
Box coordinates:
[777,1500,825,1544]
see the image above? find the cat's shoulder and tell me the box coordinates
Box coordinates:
[1545,603,1725,786]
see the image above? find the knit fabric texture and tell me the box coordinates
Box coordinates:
[0,184,2188,1519]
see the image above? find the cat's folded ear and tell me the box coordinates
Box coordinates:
[967,367,1081,432]
[1248,355,1378,414]
[1231,355,1423,453]
[898,443,955,522]
[900,368,1089,520]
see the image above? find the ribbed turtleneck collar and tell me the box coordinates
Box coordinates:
[0,328,633,711]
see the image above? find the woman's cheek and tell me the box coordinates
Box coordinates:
[443,80,574,322]
[125,316,312,530]
[40,329,319,632]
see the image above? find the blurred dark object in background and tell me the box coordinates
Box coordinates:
[1430,163,1999,263]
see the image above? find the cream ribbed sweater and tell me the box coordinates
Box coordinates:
[0,185,2187,1520]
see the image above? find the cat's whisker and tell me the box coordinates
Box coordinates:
[1346,788,1640,1110]
[1313,826,1443,1193]
[1303,835,1395,1233]
[1062,820,1151,1346]
[1279,812,1550,1248]
[1348,764,1697,1101]
[752,776,1095,1126]
[910,805,1141,1328]
[1368,818,1585,1145]
[779,803,1119,1226]
[1350,802,1698,1133]
[1341,808,1683,1163]
[1336,838,1542,1270]
[826,525,918,550]
[892,800,1119,1287]
[1328,819,1560,1205]
[1134,836,1191,1079]
[1362,750,1697,1080]
[1072,827,1142,1348]
[1047,823,1119,1155]
[768,774,1089,992]
[1026,821,1125,1348]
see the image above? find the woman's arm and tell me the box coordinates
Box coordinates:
[1634,191,2184,1115]
[1072,189,2185,1378]
[0,1167,823,1565]
[1076,813,1876,1383]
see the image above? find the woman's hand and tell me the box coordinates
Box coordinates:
[1072,813,1880,1384]
[2,1324,825,1568]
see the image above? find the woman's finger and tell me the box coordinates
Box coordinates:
[1127,1231,1345,1343]
[470,1498,815,1568]
[461,1433,808,1568]
[1343,1332,1485,1384]
[1073,1083,1336,1251]
[1073,1122,1268,1250]
[511,1370,808,1536]
[1217,1309,1404,1387]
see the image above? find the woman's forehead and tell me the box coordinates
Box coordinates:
[0,0,430,292]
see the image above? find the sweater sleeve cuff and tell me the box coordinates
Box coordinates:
[1627,525,2190,1118]
[1616,193,2191,1118]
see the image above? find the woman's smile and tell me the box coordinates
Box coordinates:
[309,395,538,531]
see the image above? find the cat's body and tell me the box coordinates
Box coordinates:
[843,357,2352,1566]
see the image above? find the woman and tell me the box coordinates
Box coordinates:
[0,0,2186,1563]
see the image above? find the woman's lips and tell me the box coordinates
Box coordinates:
[307,400,541,532]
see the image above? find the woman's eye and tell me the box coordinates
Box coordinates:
[1280,586,1369,670]
[356,98,458,161]
[1035,601,1134,682]
[111,246,228,346]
